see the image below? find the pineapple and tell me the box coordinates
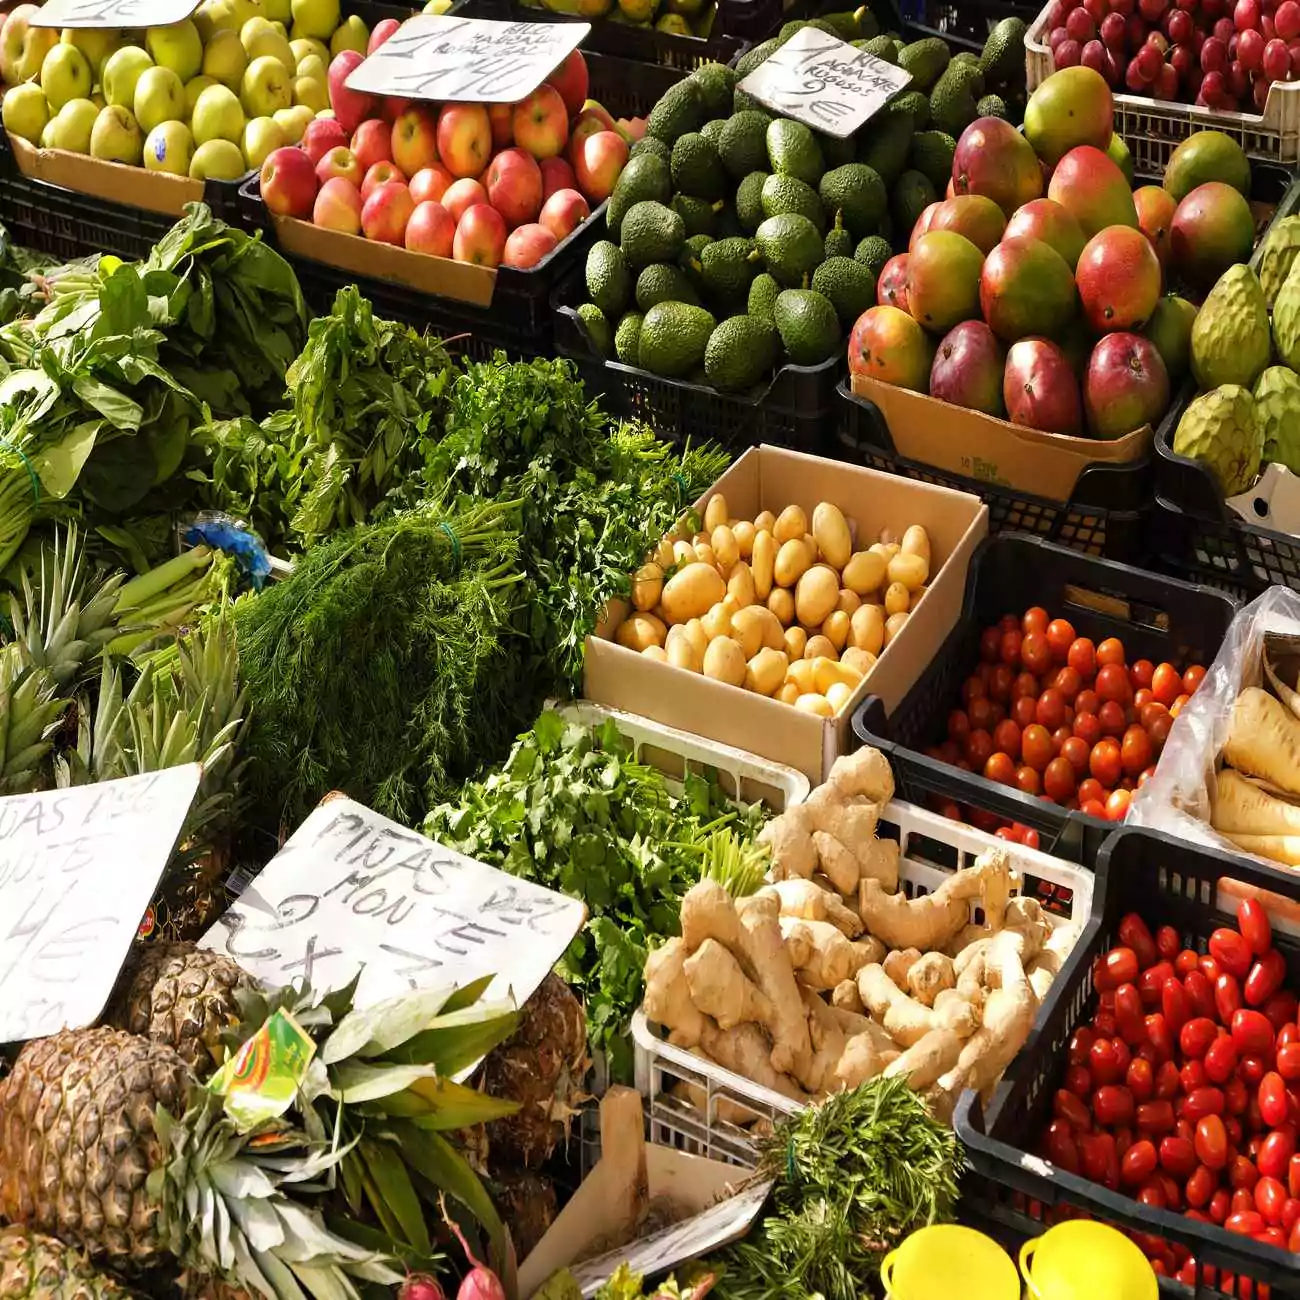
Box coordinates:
[0,1226,134,1299]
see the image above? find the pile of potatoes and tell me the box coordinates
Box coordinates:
[613,493,933,717]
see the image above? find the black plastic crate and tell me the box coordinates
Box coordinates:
[899,0,1036,44]
[834,381,1152,564]
[551,258,840,451]
[849,533,1239,864]
[718,0,910,44]
[956,824,1300,1299]
[576,44,692,119]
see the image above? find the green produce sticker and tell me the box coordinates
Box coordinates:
[210,1008,316,1130]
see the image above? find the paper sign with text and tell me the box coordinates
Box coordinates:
[199,797,586,1008]
[343,15,589,104]
[738,26,912,138]
[0,765,202,1043]
[32,0,200,28]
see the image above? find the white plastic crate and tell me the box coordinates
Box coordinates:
[633,798,1098,1167]
[1026,3,1300,174]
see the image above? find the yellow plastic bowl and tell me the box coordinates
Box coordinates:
[1020,1221,1158,1300]
[880,1224,1020,1300]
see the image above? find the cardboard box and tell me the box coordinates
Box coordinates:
[850,371,1151,503]
[583,444,989,785]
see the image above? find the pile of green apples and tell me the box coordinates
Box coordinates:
[0,0,402,181]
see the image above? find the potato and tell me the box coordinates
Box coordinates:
[702,596,738,641]
[745,647,789,696]
[654,538,675,569]
[784,626,808,660]
[704,636,747,686]
[642,645,668,663]
[885,611,909,645]
[694,543,718,569]
[704,494,728,533]
[786,658,817,693]
[850,603,885,655]
[733,520,756,559]
[888,552,929,593]
[884,581,910,616]
[730,607,767,659]
[751,530,775,600]
[662,564,726,625]
[821,609,850,652]
[812,502,852,569]
[775,538,812,588]
[651,604,671,625]
[870,541,901,563]
[842,550,886,596]
[901,524,931,569]
[825,681,854,712]
[672,540,696,566]
[768,587,795,626]
[754,509,776,534]
[838,589,861,617]
[814,656,862,695]
[804,634,838,661]
[803,533,819,565]
[795,565,839,628]
[776,680,801,705]
[682,618,709,662]
[795,693,834,717]
[774,504,808,544]
[712,525,740,571]
[666,627,703,672]
[727,560,757,609]
[617,612,667,652]
[632,562,663,612]
[841,647,877,677]
[752,606,785,651]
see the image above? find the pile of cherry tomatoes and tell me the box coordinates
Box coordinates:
[926,607,1208,823]
[1041,900,1300,1293]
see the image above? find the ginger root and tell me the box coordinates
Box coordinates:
[764,878,863,937]
[782,918,885,990]
[758,810,818,881]
[832,978,865,1015]
[883,1026,963,1091]
[813,829,862,895]
[684,938,773,1031]
[858,836,900,891]
[907,952,956,1007]
[699,1018,808,1103]
[834,1031,885,1090]
[736,891,814,1085]
[828,746,894,804]
[644,938,706,1047]
[883,948,922,986]
[858,963,980,1047]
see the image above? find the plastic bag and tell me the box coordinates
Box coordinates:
[1128,585,1300,865]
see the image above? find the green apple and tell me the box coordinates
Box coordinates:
[101,46,153,110]
[40,44,91,112]
[191,0,227,40]
[240,54,290,117]
[189,136,245,179]
[290,0,340,41]
[2,83,49,144]
[133,65,185,133]
[272,102,312,142]
[60,27,120,77]
[424,0,453,13]
[48,96,98,152]
[144,119,193,173]
[263,0,292,21]
[289,36,327,65]
[291,73,327,112]
[295,51,324,81]
[326,12,366,54]
[271,19,289,36]
[183,74,216,117]
[89,103,142,164]
[40,118,55,147]
[241,113,284,167]
[241,22,293,71]
[191,82,244,144]
[146,19,203,82]
[200,29,246,90]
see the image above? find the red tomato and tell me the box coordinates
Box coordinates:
[1078,1131,1115,1185]
[1138,701,1169,730]
[947,710,971,743]
[1022,630,1053,676]
[1231,1155,1261,1191]
[1021,723,1054,771]
[1185,969,1215,1019]
[1140,961,1175,1007]
[1081,798,1107,819]
[1000,629,1023,666]
[963,674,988,705]
[1046,618,1077,662]
[1043,756,1076,803]
[1216,973,1243,1024]
[1264,991,1297,1032]
[969,697,994,731]
[1238,899,1275,956]
[1015,766,1041,796]
[1096,662,1132,704]
[1011,695,1037,729]
[1059,734,1089,776]
[1258,1176,1288,1225]
[1053,666,1083,703]
[966,730,994,769]
[1261,1073,1291,1128]
[1181,1017,1219,1060]
[1104,947,1139,985]
[1148,712,1173,752]
[989,664,1014,702]
[979,627,1001,663]
[1052,724,1073,754]
[1205,1034,1239,1085]
[1022,607,1049,635]
[1119,914,1158,967]
[1211,928,1254,980]
[1137,1099,1176,1136]
[1131,659,1155,690]
[1259,1130,1296,1180]
[1067,637,1097,678]
[1089,738,1122,788]
[983,752,1016,786]
[1196,1115,1229,1170]
[1241,1054,1270,1088]
[1160,1136,1197,1178]
[1155,1061,1181,1101]
[1073,712,1102,746]
[1106,788,1132,821]
[1186,1164,1217,1208]
[1090,1036,1126,1085]
[1162,978,1189,1032]
[1121,725,1153,777]
[1074,687,1100,717]
[1122,1139,1158,1187]
[1036,688,1067,730]
[1098,700,1128,738]
[1155,925,1180,960]
[1233,1009,1276,1056]
[1171,693,1191,718]
[1247,951,1287,1008]
[1044,1121,1081,1173]
[1226,1077,1250,1117]
[1054,1088,1092,1130]
[1181,1059,1207,1094]
[1128,1057,1155,1102]
[1134,688,1154,710]
[1013,670,1039,699]
[1096,637,1125,667]
[992,718,1021,760]
[1184,663,1207,695]
[1226,1211,1266,1236]
[1277,1044,1300,1083]
[1136,1181,1167,1210]
[1115,986,1145,1044]
[1153,662,1183,706]
[1185,1086,1227,1122]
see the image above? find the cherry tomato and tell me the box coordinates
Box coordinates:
[1098,700,1128,738]
[1054,1088,1092,1130]
[1131,659,1155,690]
[1261,1073,1291,1129]
[1181,1017,1219,1060]
[1103,947,1139,986]
[1074,687,1100,717]
[1122,1139,1158,1187]
[1106,789,1132,822]
[1227,1077,1250,1117]
[1121,725,1153,777]
[1264,991,1297,1032]
[1036,688,1067,730]
[1186,1164,1217,1208]
[1185,1087,1228,1124]
[1000,629,1023,666]
[1134,688,1154,711]
[1089,738,1122,789]
[1140,961,1175,1008]
[1231,1155,1261,1192]
[1067,637,1096,678]
[1185,969,1215,1019]
[1052,724,1073,754]
[1046,618,1076,662]
[1155,1060,1181,1101]
[1162,977,1189,1032]
[983,752,1016,786]
[1096,662,1132,704]
[1090,1036,1126,1085]
[1009,695,1035,729]
[1073,712,1102,747]
[979,627,1001,663]
[1096,637,1125,667]
[1021,722,1053,771]
[991,718,1021,760]
[1227,1211,1266,1236]
[1234,901,1273,959]
[1022,607,1049,636]
[966,729,994,769]
[1201,954,1223,982]
[1211,928,1254,980]
[1205,1034,1239,1085]
[1078,1131,1115,1185]
[1217,973,1244,1024]
[1058,734,1089,777]
[1196,1115,1229,1170]
[1259,1130,1296,1181]
[1181,1059,1207,1094]
[1044,1120,1081,1173]
[1053,666,1083,703]
[1233,1009,1276,1056]
[1022,630,1053,676]
[1137,1181,1167,1211]
[1043,756,1076,803]
[1241,1054,1271,1088]
[1117,914,1156,967]
[1128,1057,1155,1102]
[1148,712,1173,752]
[1138,701,1169,731]
[1247,951,1288,1008]
[1277,1044,1300,1084]
[1115,985,1145,1044]
[1161,1136,1197,1178]
[1013,670,1039,699]
[1184,663,1207,695]
[1152,662,1183,706]
[968,696,994,731]
[1015,766,1041,796]
[1137,1099,1175,1136]
[989,664,1014,702]
[1258,1176,1288,1225]
[1171,693,1191,718]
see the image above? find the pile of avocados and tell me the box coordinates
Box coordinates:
[572,11,1028,393]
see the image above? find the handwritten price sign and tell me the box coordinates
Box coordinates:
[738,26,913,139]
[0,765,202,1044]
[32,0,201,28]
[344,15,589,104]
[200,797,586,1010]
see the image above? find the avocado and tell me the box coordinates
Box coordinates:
[715,203,744,238]
[586,240,631,317]
[892,170,937,241]
[980,17,1028,87]
[748,271,780,324]
[646,80,705,145]
[638,301,717,377]
[607,153,672,238]
[976,93,1009,120]
[690,61,736,117]
[755,212,823,288]
[629,136,671,163]
[910,130,957,190]
[818,6,876,39]
[891,89,930,128]
[700,236,760,312]
[819,162,886,238]
[615,310,644,365]
[773,288,841,365]
[620,200,687,268]
[701,118,727,145]
[671,193,722,237]
[577,303,613,358]
[761,173,826,231]
[767,118,825,185]
[929,62,980,136]
[855,33,896,62]
[854,234,892,279]
[898,36,950,90]
[735,170,769,233]
[950,51,985,92]
[735,36,782,77]
[719,110,772,180]
[824,212,854,259]
[811,255,876,325]
[671,131,726,200]
[733,87,766,113]
[859,103,914,183]
[816,129,857,169]
[636,262,701,311]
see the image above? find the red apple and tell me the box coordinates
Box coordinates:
[544,49,588,118]
[352,118,394,174]
[502,222,557,268]
[390,103,438,177]
[313,175,362,233]
[316,145,362,187]
[368,17,400,53]
[260,146,318,218]
[328,51,375,135]
[487,102,513,148]
[539,155,576,200]
[573,129,627,203]
[381,96,412,123]
[538,187,589,241]
[361,159,402,202]
[301,117,347,165]
[410,162,454,205]
[453,202,507,266]
[568,107,609,160]
[405,199,455,256]
[578,98,617,133]
[512,84,568,160]
[436,103,492,178]
[361,179,414,244]
[484,146,542,228]
[443,176,487,222]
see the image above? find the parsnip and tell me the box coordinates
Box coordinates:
[1223,688,1300,798]
[1212,768,1300,836]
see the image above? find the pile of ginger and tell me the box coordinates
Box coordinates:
[643,747,1079,1121]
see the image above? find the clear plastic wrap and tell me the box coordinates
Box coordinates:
[1129,586,1300,865]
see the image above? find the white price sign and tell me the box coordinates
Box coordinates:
[32,0,200,28]
[738,26,913,139]
[200,797,586,1009]
[343,15,589,104]
[0,765,202,1044]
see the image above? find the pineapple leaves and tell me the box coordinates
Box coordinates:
[387,1000,521,1076]
[384,1075,520,1130]
[325,1213,447,1278]
[321,983,462,1064]
[332,1061,440,1103]
[441,972,495,1013]
[358,1135,431,1255]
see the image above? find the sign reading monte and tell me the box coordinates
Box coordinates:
[0,765,202,1044]
[200,796,586,1008]
[32,0,200,28]
[738,26,913,139]
[344,15,589,104]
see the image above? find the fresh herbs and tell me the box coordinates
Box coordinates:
[424,710,767,1079]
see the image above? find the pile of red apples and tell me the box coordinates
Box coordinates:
[257,35,631,270]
